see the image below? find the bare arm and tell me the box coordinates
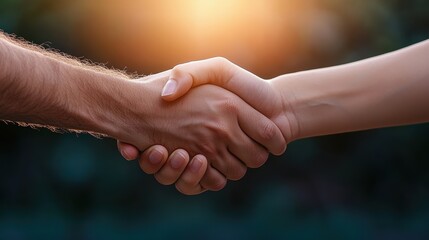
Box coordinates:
[158,40,429,142]
[276,40,429,139]
[0,32,132,135]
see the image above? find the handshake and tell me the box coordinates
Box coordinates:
[117,57,294,195]
[1,33,427,196]
[116,37,429,195]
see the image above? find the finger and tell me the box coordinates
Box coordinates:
[227,128,269,168]
[175,155,208,195]
[161,60,226,101]
[200,165,227,191]
[154,149,190,186]
[211,149,247,181]
[117,141,140,161]
[161,57,235,101]
[138,145,169,174]
[235,98,286,155]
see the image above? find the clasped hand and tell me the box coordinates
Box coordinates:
[117,58,294,195]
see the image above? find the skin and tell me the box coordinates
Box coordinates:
[120,40,429,194]
[0,32,287,195]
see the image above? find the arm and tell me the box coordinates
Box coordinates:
[275,40,429,139]
[156,40,429,142]
[0,32,126,134]
[0,32,286,195]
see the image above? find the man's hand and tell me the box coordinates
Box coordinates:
[118,143,210,195]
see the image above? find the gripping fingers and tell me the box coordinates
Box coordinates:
[210,151,247,181]
[154,149,190,186]
[228,134,269,169]
[200,165,228,191]
[236,99,286,155]
[117,141,140,161]
[175,155,208,195]
[138,145,169,174]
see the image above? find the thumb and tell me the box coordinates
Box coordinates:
[160,58,272,115]
[161,69,194,101]
[117,141,140,161]
[160,57,234,101]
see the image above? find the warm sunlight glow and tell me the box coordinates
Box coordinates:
[76,0,342,76]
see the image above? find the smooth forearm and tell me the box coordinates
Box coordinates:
[275,40,429,140]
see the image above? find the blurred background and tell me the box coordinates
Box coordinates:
[1,0,429,239]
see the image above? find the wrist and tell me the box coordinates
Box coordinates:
[272,68,357,140]
[67,70,170,144]
[268,76,301,143]
[62,65,139,138]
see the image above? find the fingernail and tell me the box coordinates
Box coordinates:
[170,152,185,169]
[149,150,163,165]
[161,79,177,96]
[121,149,132,161]
[190,158,203,173]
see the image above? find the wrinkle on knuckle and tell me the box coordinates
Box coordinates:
[205,118,231,142]
[212,56,228,64]
[197,140,218,159]
[171,64,184,75]
[249,150,269,168]
[215,126,229,141]
[261,121,277,141]
[219,99,238,115]
[211,57,230,69]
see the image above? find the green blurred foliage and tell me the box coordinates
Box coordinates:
[0,0,429,239]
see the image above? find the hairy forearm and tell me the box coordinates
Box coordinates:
[0,32,142,137]
[275,40,429,140]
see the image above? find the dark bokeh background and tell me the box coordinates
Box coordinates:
[1,0,429,239]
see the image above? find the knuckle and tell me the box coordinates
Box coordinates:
[248,150,269,168]
[212,56,230,67]
[154,174,175,186]
[171,64,184,75]
[198,142,218,159]
[227,165,247,181]
[210,57,234,84]
[215,126,229,140]
[219,99,238,114]
[260,121,277,141]
[171,64,191,82]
